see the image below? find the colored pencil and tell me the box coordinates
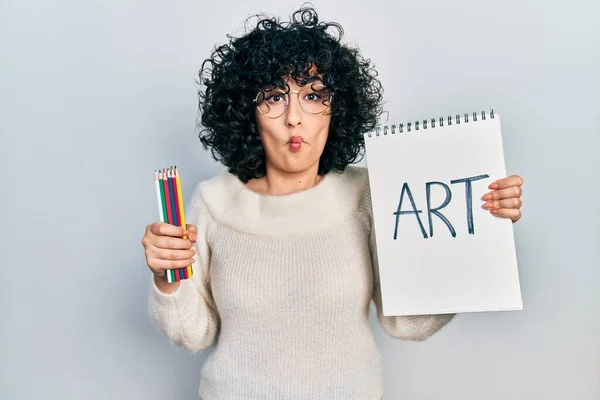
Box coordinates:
[159,170,169,224]
[162,168,180,281]
[155,171,170,282]
[175,166,193,278]
[174,167,191,278]
[157,169,175,283]
[155,171,163,221]
[167,167,185,280]
[162,169,173,226]
[167,167,179,226]
[170,167,187,279]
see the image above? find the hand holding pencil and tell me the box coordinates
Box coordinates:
[141,166,195,291]
[142,221,197,291]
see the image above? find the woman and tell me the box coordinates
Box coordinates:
[141,6,524,399]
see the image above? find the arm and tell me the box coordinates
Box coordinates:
[148,185,220,352]
[362,181,455,341]
[369,224,455,341]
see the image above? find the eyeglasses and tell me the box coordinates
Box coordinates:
[253,82,333,119]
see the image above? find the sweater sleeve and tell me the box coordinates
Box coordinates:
[361,177,455,341]
[147,183,220,352]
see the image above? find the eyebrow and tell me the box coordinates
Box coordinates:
[261,79,327,92]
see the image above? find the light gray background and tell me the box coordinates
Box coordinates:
[1,0,598,399]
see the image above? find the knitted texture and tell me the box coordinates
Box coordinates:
[148,166,455,399]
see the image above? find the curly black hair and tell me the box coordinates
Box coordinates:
[197,4,384,182]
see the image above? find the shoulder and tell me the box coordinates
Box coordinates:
[338,165,372,214]
[341,165,374,230]
[338,164,368,187]
[182,170,235,228]
[196,169,242,206]
[349,165,373,217]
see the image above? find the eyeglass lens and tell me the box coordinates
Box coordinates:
[256,83,331,118]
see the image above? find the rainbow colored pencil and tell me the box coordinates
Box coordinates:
[154,166,193,283]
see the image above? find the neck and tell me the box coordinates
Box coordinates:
[251,162,322,195]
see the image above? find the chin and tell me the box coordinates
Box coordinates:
[276,155,318,174]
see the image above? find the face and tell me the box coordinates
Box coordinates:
[254,73,332,175]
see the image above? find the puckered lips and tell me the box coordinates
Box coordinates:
[288,135,303,152]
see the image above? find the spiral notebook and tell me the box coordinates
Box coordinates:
[364,110,522,316]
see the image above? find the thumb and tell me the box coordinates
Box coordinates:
[185,224,198,243]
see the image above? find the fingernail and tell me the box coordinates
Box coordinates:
[489,183,499,189]
[481,193,492,201]
[482,202,493,209]
[491,209,498,214]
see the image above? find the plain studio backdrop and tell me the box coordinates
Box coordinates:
[1,0,598,399]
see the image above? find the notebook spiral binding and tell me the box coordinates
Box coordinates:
[367,109,495,138]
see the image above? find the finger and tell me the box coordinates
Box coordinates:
[185,224,198,243]
[482,197,522,210]
[152,246,196,261]
[150,222,186,238]
[149,257,196,272]
[153,235,195,250]
[481,186,522,201]
[488,175,523,190]
[490,208,522,222]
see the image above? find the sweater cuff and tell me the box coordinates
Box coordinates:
[150,275,196,308]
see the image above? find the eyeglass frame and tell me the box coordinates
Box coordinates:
[252,84,334,119]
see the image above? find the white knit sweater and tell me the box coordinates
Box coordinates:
[148,165,455,399]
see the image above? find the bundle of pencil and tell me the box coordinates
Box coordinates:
[154,166,193,283]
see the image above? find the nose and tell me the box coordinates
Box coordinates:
[284,90,302,127]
